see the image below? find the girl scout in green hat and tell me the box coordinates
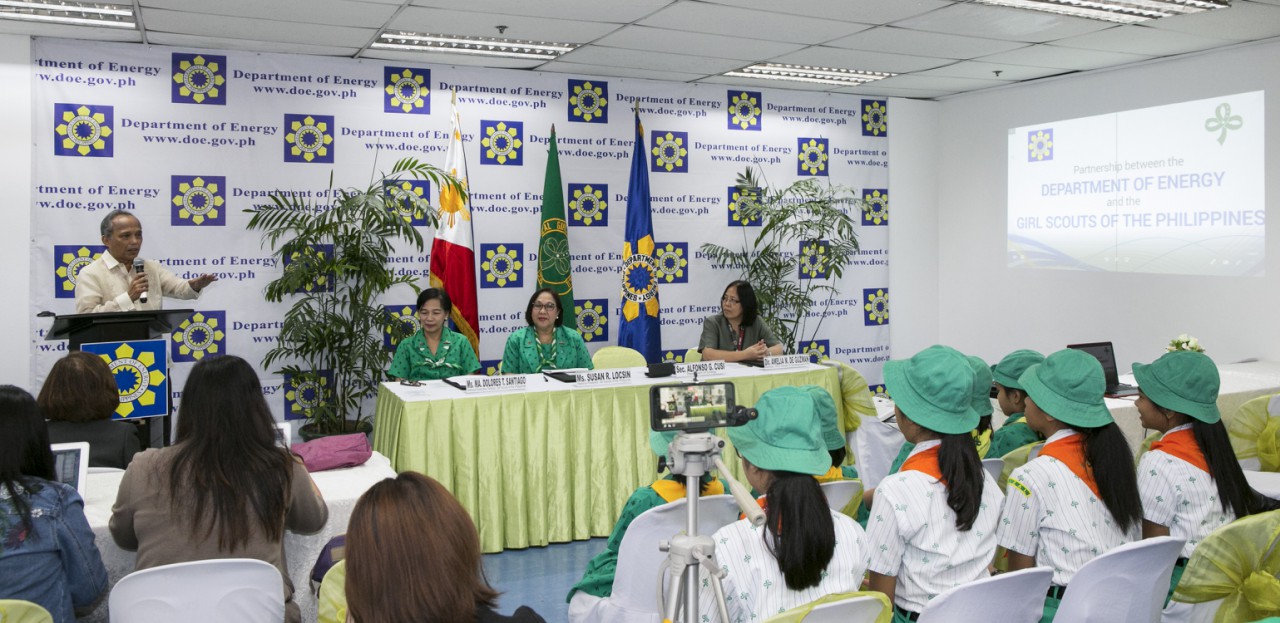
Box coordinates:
[865,345,1004,623]
[697,386,870,622]
[988,349,1046,458]
[967,354,996,458]
[1132,350,1262,620]
[997,349,1143,623]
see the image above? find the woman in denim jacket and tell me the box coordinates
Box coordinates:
[0,385,107,622]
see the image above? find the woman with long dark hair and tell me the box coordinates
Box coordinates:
[698,280,783,363]
[0,385,107,622]
[39,351,141,469]
[997,349,1143,623]
[109,356,328,623]
[345,472,545,623]
[697,386,869,622]
[866,346,1004,623]
[1132,350,1261,619]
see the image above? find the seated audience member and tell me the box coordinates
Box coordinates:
[699,386,870,622]
[566,428,726,620]
[110,355,327,623]
[866,346,1004,622]
[0,385,107,622]
[966,355,995,458]
[345,472,546,623]
[39,351,141,469]
[501,287,593,374]
[698,280,783,363]
[797,385,858,481]
[988,349,1047,458]
[388,288,481,381]
[997,349,1143,623]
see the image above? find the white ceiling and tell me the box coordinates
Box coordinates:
[3,0,1279,99]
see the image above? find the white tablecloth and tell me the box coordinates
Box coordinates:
[79,451,397,623]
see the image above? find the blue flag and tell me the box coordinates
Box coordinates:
[618,109,661,363]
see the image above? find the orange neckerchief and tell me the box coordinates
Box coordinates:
[1150,428,1210,473]
[899,444,945,482]
[1038,433,1100,497]
[740,496,768,521]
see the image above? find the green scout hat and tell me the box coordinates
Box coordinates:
[883,345,979,435]
[727,386,829,476]
[991,349,1045,390]
[1132,350,1221,423]
[1018,349,1112,428]
[797,385,844,451]
[967,355,995,417]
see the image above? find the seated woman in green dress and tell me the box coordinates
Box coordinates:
[500,288,593,374]
[388,288,481,381]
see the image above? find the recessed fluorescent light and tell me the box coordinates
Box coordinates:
[723,63,896,87]
[0,0,135,28]
[974,0,1229,24]
[372,32,577,61]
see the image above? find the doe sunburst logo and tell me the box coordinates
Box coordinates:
[53,244,105,299]
[480,243,523,288]
[54,103,113,157]
[574,298,608,342]
[284,371,332,421]
[82,339,168,419]
[797,138,828,177]
[171,175,226,226]
[171,311,226,362]
[568,79,608,124]
[384,67,430,114]
[283,114,335,163]
[172,53,227,105]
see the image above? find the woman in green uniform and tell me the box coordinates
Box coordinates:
[387,288,481,381]
[500,288,593,374]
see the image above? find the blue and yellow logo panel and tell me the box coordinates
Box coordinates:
[83,339,168,419]
[872,384,888,398]
[171,175,226,227]
[727,91,762,131]
[171,53,226,105]
[283,244,334,293]
[284,371,332,421]
[1028,129,1053,162]
[384,67,430,114]
[54,103,113,157]
[797,137,828,176]
[568,183,608,227]
[574,298,609,343]
[728,186,762,227]
[383,180,431,226]
[862,188,888,226]
[800,339,830,363]
[650,131,688,173]
[383,304,419,350]
[283,114,335,163]
[53,244,105,299]
[568,79,608,124]
[481,359,502,376]
[799,240,830,280]
[862,99,887,137]
[480,120,523,165]
[863,288,889,326]
[654,242,689,284]
[480,243,523,288]
[662,350,686,363]
[170,311,226,362]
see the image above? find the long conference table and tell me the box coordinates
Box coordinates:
[373,363,845,553]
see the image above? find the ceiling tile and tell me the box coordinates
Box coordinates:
[832,84,954,98]
[390,6,621,41]
[1146,2,1280,41]
[978,44,1151,70]
[1049,24,1238,56]
[359,48,543,68]
[539,61,706,82]
[915,60,1066,81]
[771,46,956,73]
[140,0,397,27]
[405,0,674,23]
[826,26,1029,58]
[593,25,805,61]
[562,45,745,75]
[638,2,872,44]
[0,23,141,42]
[869,73,1007,93]
[893,3,1114,42]
[141,8,377,47]
[694,75,837,93]
[147,32,359,56]
[705,0,954,24]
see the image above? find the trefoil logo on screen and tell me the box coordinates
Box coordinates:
[171,311,226,362]
[481,121,523,165]
[651,131,689,173]
[568,79,608,123]
[797,138,828,176]
[480,244,523,288]
[171,176,226,226]
[568,183,608,226]
[1205,102,1242,145]
[53,245,106,298]
[654,242,689,284]
[575,299,608,342]
[1027,129,1053,162]
[54,103,113,157]
[728,91,762,131]
[384,67,430,114]
[171,53,227,105]
[284,114,335,163]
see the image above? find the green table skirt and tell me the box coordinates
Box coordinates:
[373,367,843,552]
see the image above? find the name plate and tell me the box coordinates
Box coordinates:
[461,375,527,393]
[764,354,811,369]
[675,361,726,376]
[575,369,634,386]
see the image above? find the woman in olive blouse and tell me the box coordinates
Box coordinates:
[388,288,481,381]
[698,280,783,363]
[501,288,593,374]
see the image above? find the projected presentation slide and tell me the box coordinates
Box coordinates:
[1008,91,1264,276]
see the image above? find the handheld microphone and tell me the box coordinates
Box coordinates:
[133,258,148,304]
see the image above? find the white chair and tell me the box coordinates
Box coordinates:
[1053,536,1185,623]
[576,495,741,623]
[819,479,862,512]
[917,567,1052,623]
[797,594,887,623]
[109,558,285,623]
[0,600,54,623]
[1243,470,1280,498]
[982,457,1004,483]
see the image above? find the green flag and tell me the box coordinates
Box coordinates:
[537,127,576,329]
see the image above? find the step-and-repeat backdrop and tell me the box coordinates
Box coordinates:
[29,37,891,420]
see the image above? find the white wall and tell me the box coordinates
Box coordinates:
[888,97,941,357]
[0,33,32,386]
[934,38,1280,369]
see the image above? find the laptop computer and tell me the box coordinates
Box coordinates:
[1067,341,1139,397]
[50,442,90,497]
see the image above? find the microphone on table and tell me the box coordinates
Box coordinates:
[133,258,148,305]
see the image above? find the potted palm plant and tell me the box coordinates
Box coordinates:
[246,157,463,438]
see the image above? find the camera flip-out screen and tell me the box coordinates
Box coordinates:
[650,382,735,433]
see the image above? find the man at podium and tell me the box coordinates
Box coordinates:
[75,210,219,313]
